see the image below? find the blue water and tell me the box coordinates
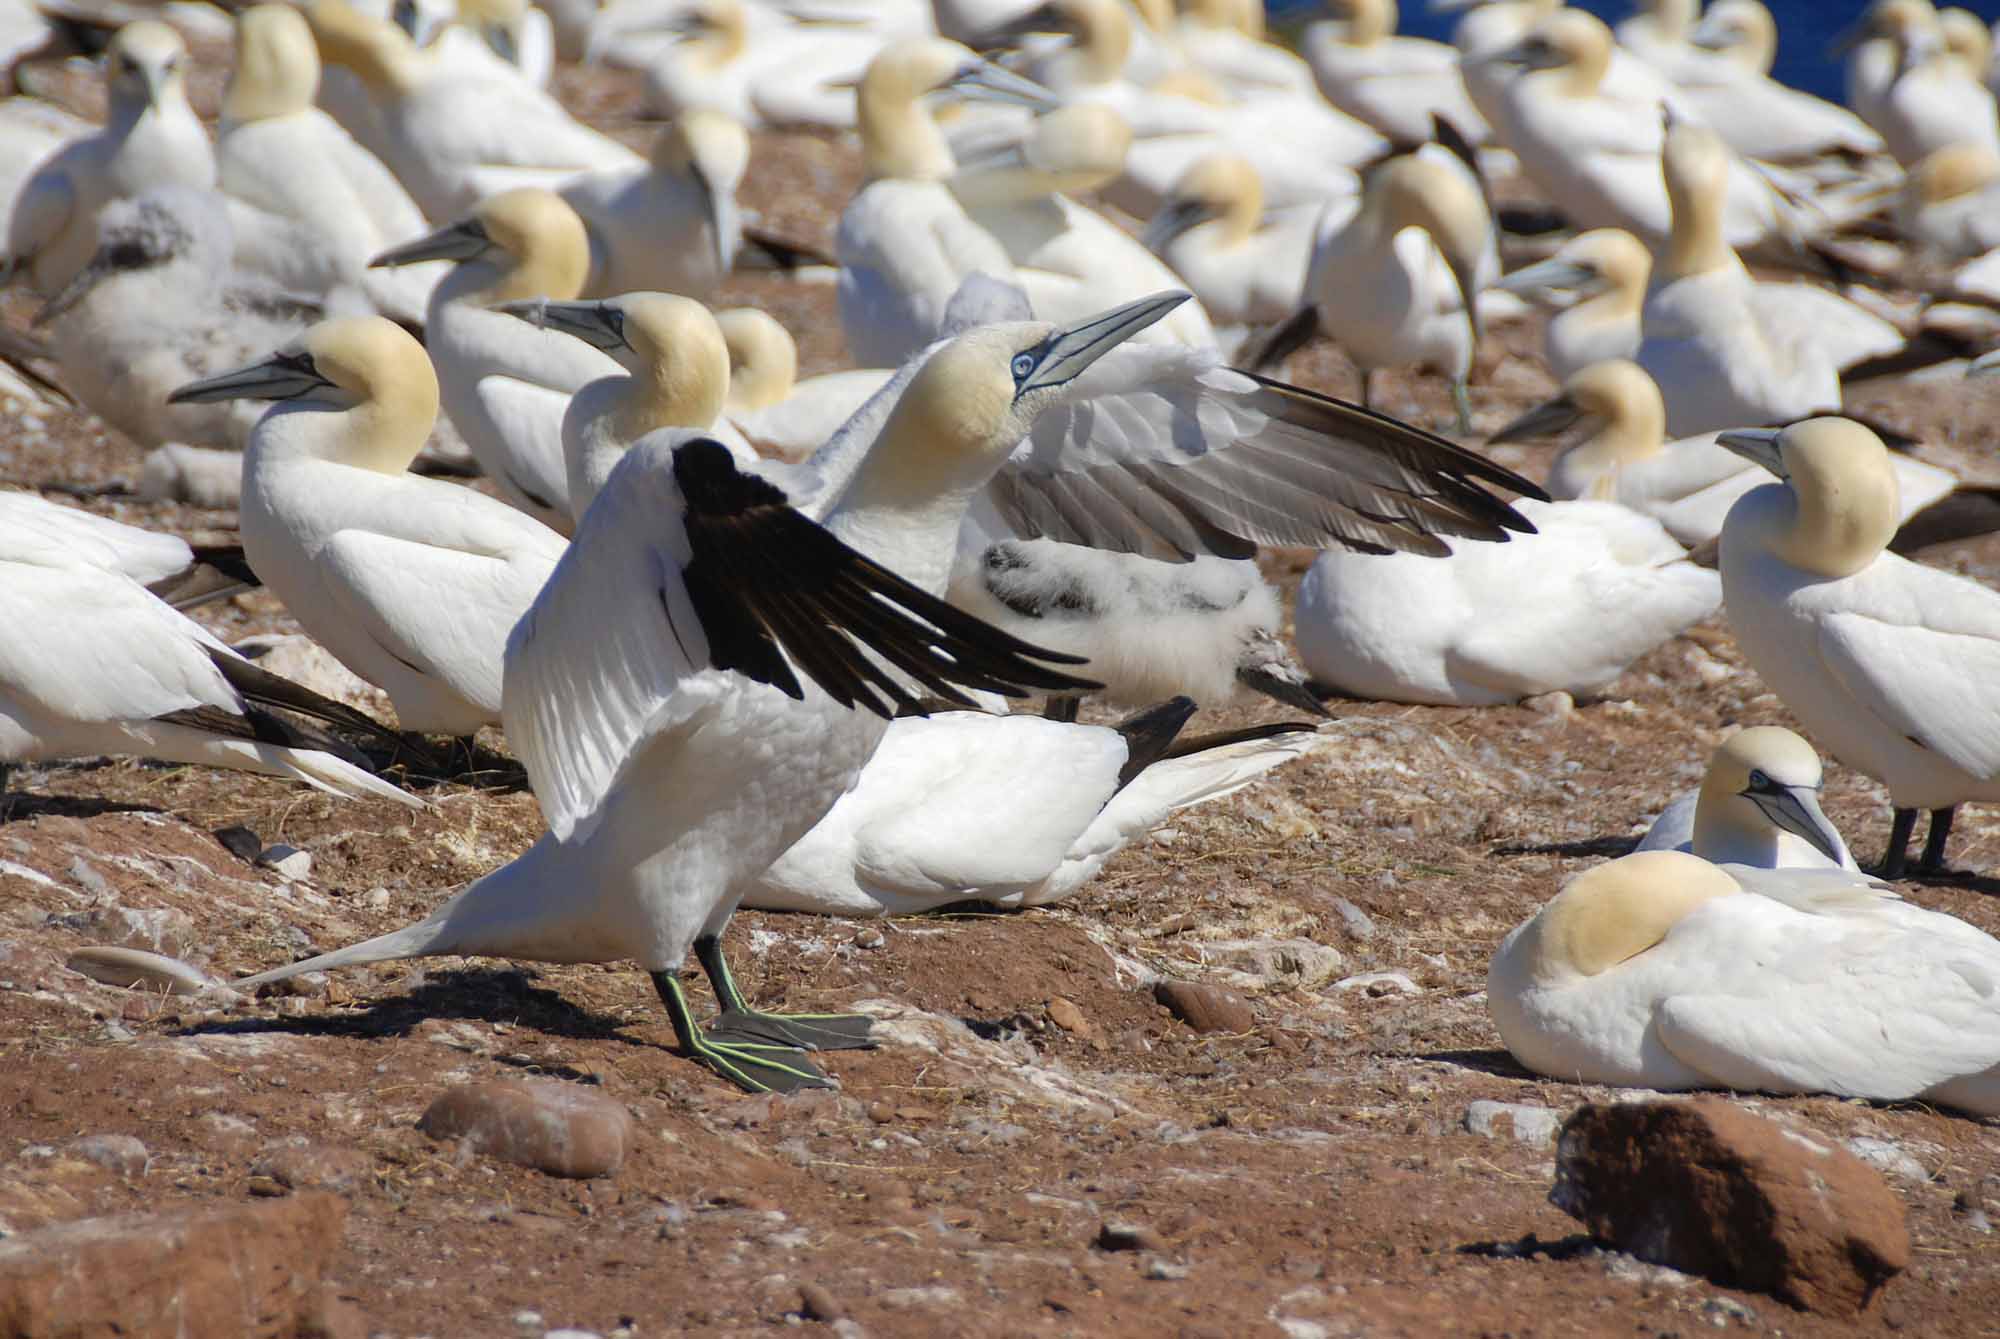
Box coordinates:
[1268,0,2000,102]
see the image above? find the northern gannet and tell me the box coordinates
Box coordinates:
[0,496,419,810]
[714,307,890,463]
[1141,153,1320,349]
[1680,1,1888,167]
[747,702,1327,916]
[3,20,214,296]
[0,492,255,609]
[1635,726,1858,871]
[622,0,886,128]
[1900,143,2000,298]
[1300,0,1491,146]
[0,98,92,239]
[1491,228,1648,380]
[1294,495,1721,706]
[230,302,1213,1093]
[1848,0,2000,167]
[1487,849,2000,1115]
[1718,417,2000,879]
[453,0,556,86]
[305,0,641,220]
[168,316,571,736]
[558,110,748,301]
[372,187,607,533]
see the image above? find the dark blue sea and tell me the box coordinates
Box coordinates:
[1267,0,2000,103]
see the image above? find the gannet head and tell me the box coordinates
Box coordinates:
[651,110,748,271]
[953,102,1132,203]
[306,0,425,93]
[1491,359,1666,488]
[500,292,730,432]
[1661,118,1738,281]
[1938,6,1992,79]
[1323,0,1397,49]
[1718,418,1901,579]
[1510,850,1740,984]
[226,5,320,124]
[1364,150,1492,343]
[1906,142,2000,209]
[714,308,796,413]
[1145,154,1262,252]
[455,0,528,63]
[1493,229,1650,317]
[169,316,440,473]
[372,187,590,304]
[33,187,228,327]
[1695,726,1846,865]
[1493,10,1613,96]
[107,21,191,117]
[992,0,1131,87]
[1689,0,1777,74]
[859,38,1059,181]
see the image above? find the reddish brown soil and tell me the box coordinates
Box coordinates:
[4,36,2000,1339]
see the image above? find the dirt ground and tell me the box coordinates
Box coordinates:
[5,37,2000,1339]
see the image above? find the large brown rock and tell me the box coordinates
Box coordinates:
[0,1191,348,1339]
[419,1079,633,1179]
[1551,1099,1909,1316]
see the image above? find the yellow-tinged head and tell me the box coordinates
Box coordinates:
[373,188,591,303]
[1907,142,2000,207]
[653,108,751,193]
[1661,119,1738,281]
[305,0,423,94]
[1365,150,1492,338]
[1151,153,1263,249]
[107,20,191,116]
[227,5,320,124]
[715,308,796,413]
[1522,851,1741,981]
[1690,0,1777,73]
[1501,9,1614,97]
[1324,0,1397,47]
[1691,726,1846,864]
[1718,417,1901,578]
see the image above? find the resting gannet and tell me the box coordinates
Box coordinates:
[1300,0,1491,146]
[1492,229,1648,380]
[1719,417,2000,879]
[1848,0,2000,167]
[1,498,418,810]
[1680,1,1887,167]
[559,110,748,302]
[372,188,608,532]
[0,493,256,609]
[1636,726,1858,871]
[621,0,886,128]
[230,302,1222,1093]
[1295,495,1720,707]
[1142,154,1320,347]
[169,316,570,737]
[3,21,214,296]
[1488,849,2000,1115]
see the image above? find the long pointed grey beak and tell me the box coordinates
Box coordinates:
[169,350,329,405]
[1717,427,1789,479]
[1688,16,1735,52]
[1141,198,1217,253]
[1747,783,1846,865]
[1489,391,1588,445]
[946,59,1061,111]
[371,219,490,269]
[32,257,112,328]
[493,297,630,351]
[1493,258,1596,307]
[1014,291,1188,396]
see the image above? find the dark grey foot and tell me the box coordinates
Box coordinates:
[1877,807,1918,880]
[709,1007,878,1052]
[1915,806,1958,874]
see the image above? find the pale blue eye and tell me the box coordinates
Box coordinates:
[1011,352,1036,381]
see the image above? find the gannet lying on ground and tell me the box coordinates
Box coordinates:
[1635,726,1859,871]
[1488,849,2000,1115]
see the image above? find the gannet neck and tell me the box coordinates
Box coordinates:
[1565,359,1667,479]
[859,40,966,182]
[1130,0,1173,33]
[1329,0,1396,48]
[226,6,320,124]
[653,109,749,192]
[1523,851,1739,981]
[716,308,796,413]
[1532,11,1613,97]
[1770,418,1901,579]
[1061,0,1134,86]
[686,0,748,71]
[1367,155,1490,317]
[307,0,426,97]
[1660,123,1740,283]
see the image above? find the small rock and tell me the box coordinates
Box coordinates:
[851,926,884,949]
[798,1281,845,1321]
[245,1175,287,1198]
[251,1142,371,1195]
[213,826,263,863]
[1096,1221,1167,1253]
[1045,996,1088,1035]
[47,905,195,957]
[1334,970,1419,997]
[1551,1099,1909,1316]
[1464,1101,1559,1148]
[513,1310,544,1334]
[1152,980,1254,1034]
[1142,1255,1191,1280]
[1521,690,1575,720]
[1330,898,1376,941]
[255,846,313,883]
[65,1134,147,1177]
[419,1079,633,1178]
[1845,1137,1929,1186]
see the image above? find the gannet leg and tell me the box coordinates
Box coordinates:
[1917,806,1958,874]
[650,969,833,1094]
[1879,807,1919,880]
[0,762,13,821]
[1359,368,1375,412]
[694,934,878,1052]
[1451,376,1473,437]
[1043,696,1081,723]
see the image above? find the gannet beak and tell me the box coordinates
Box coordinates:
[1717,427,1789,479]
[485,22,518,66]
[169,349,331,404]
[1493,258,1595,306]
[1745,780,1846,866]
[974,1,1066,48]
[1967,349,2000,380]
[1491,35,1559,69]
[1489,390,1587,445]
[946,59,1061,110]
[493,298,630,351]
[1141,198,1217,253]
[1687,16,1731,52]
[1427,0,1484,14]
[1013,291,1188,396]
[370,219,491,268]
[32,256,112,328]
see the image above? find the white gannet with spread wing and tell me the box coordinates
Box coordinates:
[747,702,1328,916]
[371,187,608,532]
[1487,849,2000,1115]
[1635,726,1859,871]
[168,316,571,736]
[558,110,749,301]
[1719,416,2000,879]
[0,496,419,810]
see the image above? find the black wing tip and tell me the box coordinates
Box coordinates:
[1110,695,1197,789]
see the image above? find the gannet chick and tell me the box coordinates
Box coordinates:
[1493,230,1649,381]
[1300,0,1491,145]
[714,308,890,464]
[1487,849,2000,1115]
[34,188,324,455]
[169,316,570,736]
[1283,141,1494,431]
[0,502,419,810]
[4,20,215,296]
[1636,727,1857,871]
[495,292,741,521]
[559,110,748,302]
[1492,359,1960,546]
[1718,417,2000,879]
[1295,496,1721,706]
[218,4,441,327]
[747,703,1328,916]
[372,187,605,532]
[1680,1,1888,167]
[1637,121,1900,438]
[230,303,1208,1093]
[305,0,641,220]
[1142,153,1319,346]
